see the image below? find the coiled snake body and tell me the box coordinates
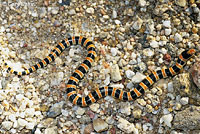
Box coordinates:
[5,36,196,107]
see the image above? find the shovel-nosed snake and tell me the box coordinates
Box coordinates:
[4,36,196,107]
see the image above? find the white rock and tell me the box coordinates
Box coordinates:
[174,33,183,43]
[10,129,17,133]
[143,48,154,57]
[31,12,38,17]
[89,103,99,112]
[103,15,109,19]
[76,107,85,115]
[143,123,153,131]
[93,118,108,132]
[35,111,42,117]
[137,99,146,106]
[117,117,138,134]
[131,72,146,83]
[127,43,133,50]
[2,121,13,130]
[119,102,131,115]
[39,7,47,18]
[139,0,146,7]
[131,52,137,59]
[125,70,135,79]
[163,20,171,28]
[150,40,159,48]
[51,7,59,15]
[44,127,57,134]
[111,64,122,82]
[104,75,110,85]
[176,0,187,7]
[7,33,12,38]
[61,109,69,117]
[165,29,172,36]
[69,49,75,57]
[35,128,42,134]
[132,109,142,119]
[132,17,143,30]
[158,58,164,64]
[114,20,121,25]
[58,72,64,79]
[190,34,199,41]
[160,114,173,127]
[111,48,118,56]
[180,97,189,105]
[175,102,182,110]
[111,84,124,89]
[112,10,117,18]
[25,108,35,117]
[18,118,28,127]
[16,94,24,101]
[0,26,5,33]
[68,9,76,15]
[167,82,174,92]
[86,7,94,14]
[106,116,115,124]
[9,114,17,122]
[26,122,35,129]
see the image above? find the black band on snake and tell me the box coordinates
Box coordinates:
[4,36,196,107]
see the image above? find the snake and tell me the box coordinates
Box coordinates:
[4,36,196,107]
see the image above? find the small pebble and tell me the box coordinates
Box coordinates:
[131,72,146,83]
[2,121,13,130]
[176,0,187,7]
[111,64,122,82]
[84,124,94,134]
[18,118,28,127]
[167,82,174,92]
[132,17,143,30]
[163,20,171,28]
[112,10,117,18]
[93,118,108,132]
[68,9,76,15]
[190,34,199,42]
[125,70,135,79]
[180,97,189,105]
[150,40,159,48]
[117,117,138,134]
[89,103,100,112]
[175,102,182,110]
[174,33,183,43]
[106,116,115,124]
[51,7,59,15]
[165,29,172,36]
[86,7,95,14]
[44,127,57,134]
[139,0,147,7]
[47,101,65,118]
[137,98,146,106]
[110,48,118,56]
[114,20,121,25]
[119,102,131,115]
[76,107,86,115]
[143,49,154,57]
[160,114,173,127]
[132,109,142,119]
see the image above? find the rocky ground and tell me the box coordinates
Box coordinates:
[0,0,200,134]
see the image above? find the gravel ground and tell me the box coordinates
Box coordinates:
[0,0,200,134]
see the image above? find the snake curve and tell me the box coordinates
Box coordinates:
[4,36,196,107]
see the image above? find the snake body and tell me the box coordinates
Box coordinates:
[5,36,196,107]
